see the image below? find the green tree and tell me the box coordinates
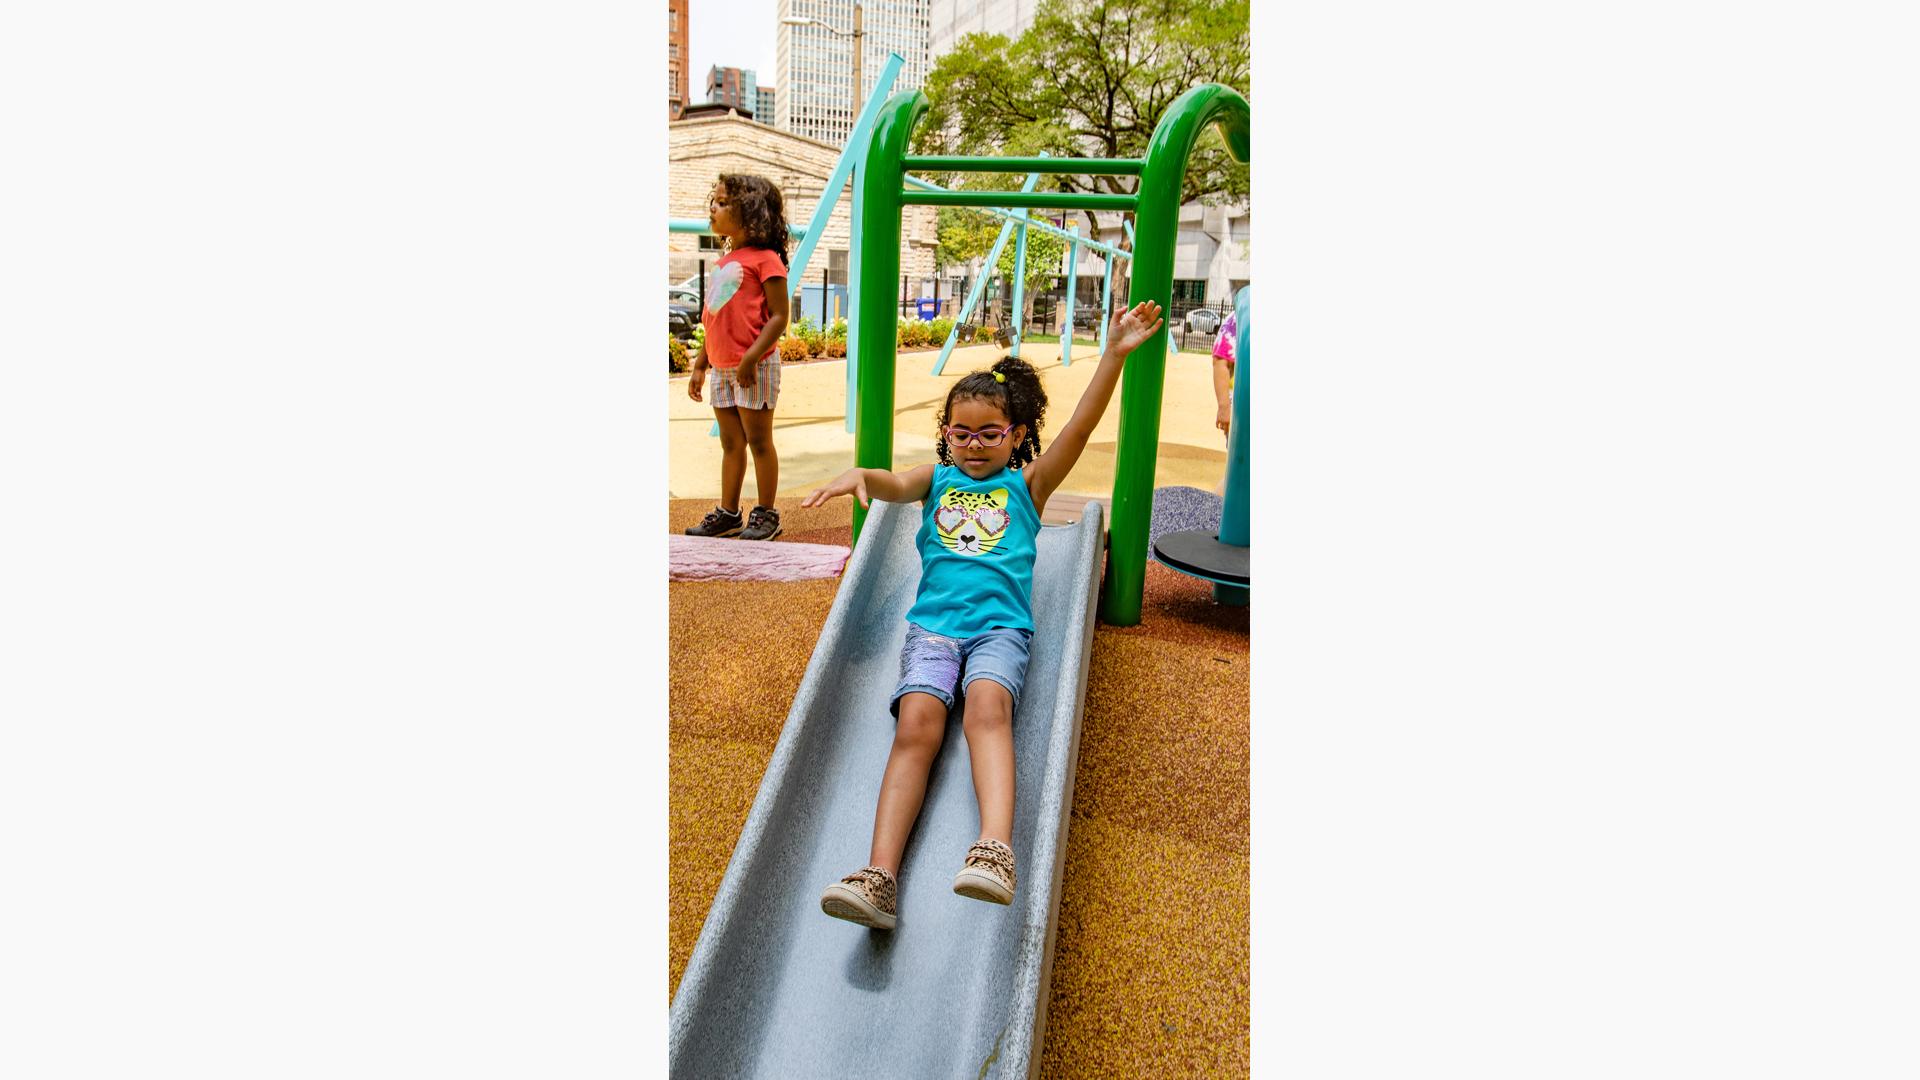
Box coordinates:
[915,0,1250,246]
[936,201,1072,333]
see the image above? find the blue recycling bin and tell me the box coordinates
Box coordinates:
[916,298,939,320]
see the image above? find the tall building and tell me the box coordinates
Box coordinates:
[756,85,777,125]
[928,0,1039,61]
[776,0,931,145]
[668,0,690,119]
[706,65,759,114]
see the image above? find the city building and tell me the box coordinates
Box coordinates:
[668,0,689,120]
[706,65,759,114]
[669,109,940,314]
[928,0,1039,60]
[776,0,931,145]
[756,85,777,125]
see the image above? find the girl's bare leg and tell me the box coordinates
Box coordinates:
[712,406,747,513]
[868,693,949,876]
[735,404,779,509]
[960,681,1015,845]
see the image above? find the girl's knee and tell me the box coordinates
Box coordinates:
[962,685,1013,731]
[894,703,946,752]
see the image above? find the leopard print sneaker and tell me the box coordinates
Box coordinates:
[821,865,898,930]
[952,838,1016,905]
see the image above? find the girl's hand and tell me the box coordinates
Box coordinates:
[1106,300,1166,355]
[735,358,758,388]
[687,359,707,402]
[1216,403,1232,434]
[801,468,869,509]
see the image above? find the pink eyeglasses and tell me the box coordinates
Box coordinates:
[943,425,1011,448]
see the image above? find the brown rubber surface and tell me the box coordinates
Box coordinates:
[666,496,1250,1077]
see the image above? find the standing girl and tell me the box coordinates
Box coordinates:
[801,300,1165,930]
[685,174,791,541]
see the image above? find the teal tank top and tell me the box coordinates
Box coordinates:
[904,464,1041,639]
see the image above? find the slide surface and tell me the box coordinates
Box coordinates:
[667,498,1105,1079]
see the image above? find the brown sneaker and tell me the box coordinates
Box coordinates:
[952,838,1016,905]
[821,866,897,930]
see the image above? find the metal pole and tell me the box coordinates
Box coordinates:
[845,159,862,433]
[1101,84,1249,626]
[1061,227,1079,365]
[851,3,863,132]
[1098,253,1113,354]
[931,163,1045,375]
[1010,205,1029,357]
[1219,286,1251,548]
[851,90,926,542]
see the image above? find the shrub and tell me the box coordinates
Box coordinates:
[689,324,705,351]
[973,324,999,345]
[899,318,932,348]
[825,337,847,358]
[929,316,955,344]
[791,315,818,339]
[828,316,848,340]
[668,335,688,373]
[777,336,810,362]
[804,330,827,357]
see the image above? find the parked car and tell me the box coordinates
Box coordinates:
[1184,307,1222,335]
[669,287,701,339]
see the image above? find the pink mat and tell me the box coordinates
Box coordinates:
[669,535,853,582]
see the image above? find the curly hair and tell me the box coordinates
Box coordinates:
[936,355,1048,469]
[716,173,790,267]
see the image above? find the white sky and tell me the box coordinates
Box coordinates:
[687,0,781,95]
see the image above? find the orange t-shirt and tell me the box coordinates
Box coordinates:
[701,247,788,368]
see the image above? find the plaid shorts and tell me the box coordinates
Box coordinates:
[708,359,781,410]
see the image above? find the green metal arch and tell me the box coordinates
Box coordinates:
[1103,84,1251,625]
[850,83,1251,627]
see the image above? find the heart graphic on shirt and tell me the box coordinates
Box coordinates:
[704,261,744,314]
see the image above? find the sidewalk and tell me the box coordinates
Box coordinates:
[667,340,1230,501]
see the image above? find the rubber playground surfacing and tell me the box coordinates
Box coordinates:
[666,342,1250,1076]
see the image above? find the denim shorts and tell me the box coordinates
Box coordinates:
[889,622,1034,717]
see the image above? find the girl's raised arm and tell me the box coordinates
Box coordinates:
[1024,300,1164,509]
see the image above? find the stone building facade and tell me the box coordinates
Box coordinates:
[667,110,939,300]
[667,0,689,120]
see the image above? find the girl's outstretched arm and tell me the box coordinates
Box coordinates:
[801,463,935,509]
[1024,299,1164,509]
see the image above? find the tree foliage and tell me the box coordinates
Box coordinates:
[915,0,1250,240]
[936,202,1073,327]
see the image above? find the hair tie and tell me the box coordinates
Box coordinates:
[993,371,1006,383]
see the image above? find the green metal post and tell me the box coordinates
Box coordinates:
[845,161,862,434]
[850,90,928,544]
[1100,84,1250,626]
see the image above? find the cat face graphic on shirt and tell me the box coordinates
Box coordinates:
[933,487,1010,556]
